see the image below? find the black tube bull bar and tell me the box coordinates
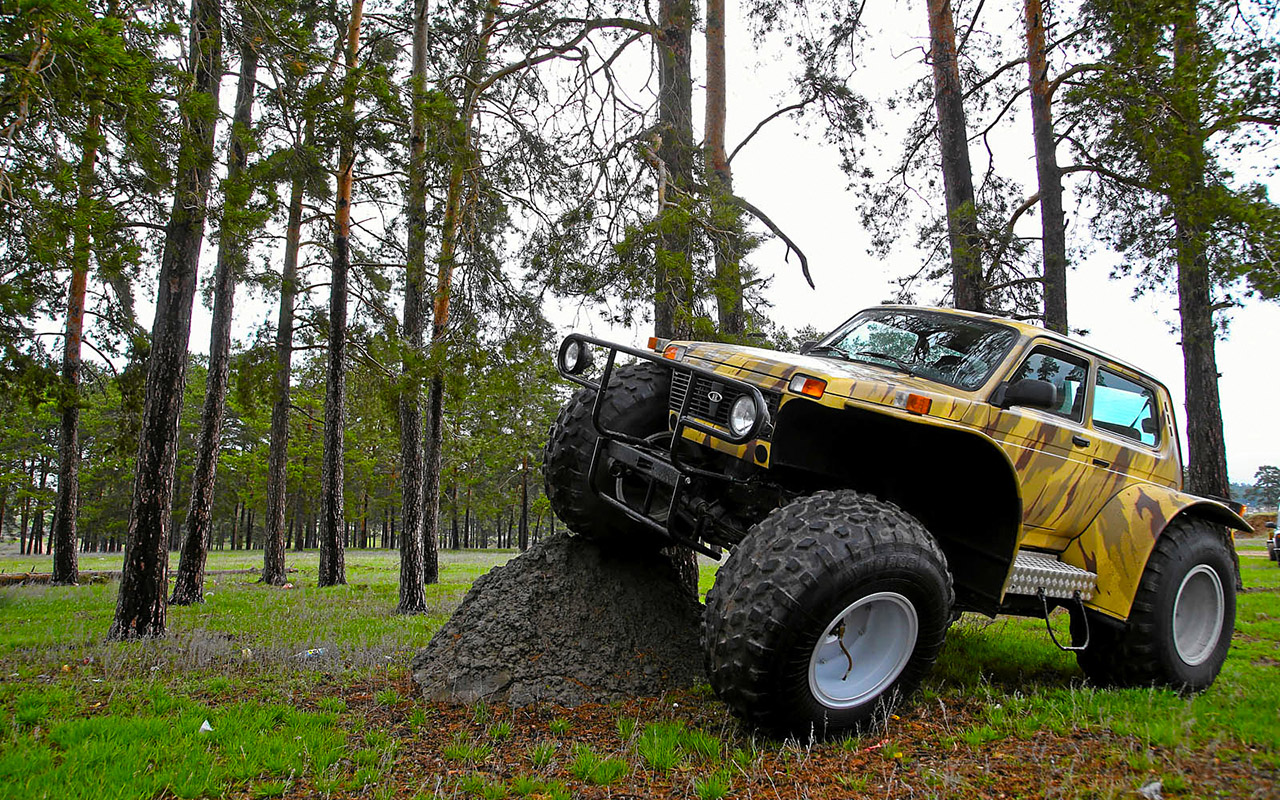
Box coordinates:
[555,334,772,558]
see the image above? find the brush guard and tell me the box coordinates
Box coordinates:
[556,334,772,559]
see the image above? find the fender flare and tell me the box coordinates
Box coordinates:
[1060,483,1249,620]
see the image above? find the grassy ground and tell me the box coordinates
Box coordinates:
[1,539,1277,799]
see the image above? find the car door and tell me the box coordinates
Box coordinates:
[986,342,1113,550]
[1086,365,1166,489]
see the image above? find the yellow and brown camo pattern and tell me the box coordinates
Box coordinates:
[660,308,1247,620]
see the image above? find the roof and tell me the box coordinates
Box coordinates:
[874,305,1166,389]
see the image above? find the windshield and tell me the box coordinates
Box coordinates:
[814,309,1019,390]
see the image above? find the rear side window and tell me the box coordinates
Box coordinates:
[1093,368,1160,446]
[1008,346,1089,422]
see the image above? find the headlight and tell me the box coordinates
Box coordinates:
[559,338,593,375]
[728,395,758,438]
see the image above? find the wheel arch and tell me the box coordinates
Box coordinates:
[769,399,1022,615]
[1061,483,1249,620]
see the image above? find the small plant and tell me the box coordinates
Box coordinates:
[638,723,683,772]
[615,716,638,743]
[375,688,401,706]
[528,741,557,769]
[251,781,289,798]
[472,700,492,725]
[548,717,571,735]
[680,728,722,763]
[835,773,870,791]
[509,775,538,797]
[317,697,347,714]
[694,769,733,800]
[487,720,513,741]
[443,734,493,764]
[407,707,428,728]
[456,773,507,799]
[568,745,628,785]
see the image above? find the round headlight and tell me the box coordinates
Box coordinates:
[560,339,593,375]
[728,395,758,438]
[563,340,582,372]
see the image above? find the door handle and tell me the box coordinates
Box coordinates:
[1071,435,1090,448]
[1092,458,1111,468]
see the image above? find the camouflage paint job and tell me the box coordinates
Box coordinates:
[658,307,1247,620]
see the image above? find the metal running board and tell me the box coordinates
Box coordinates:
[1004,551,1097,602]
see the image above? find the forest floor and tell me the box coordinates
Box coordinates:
[0,539,1277,800]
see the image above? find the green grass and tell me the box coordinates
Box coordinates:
[2,542,1277,797]
[0,548,511,800]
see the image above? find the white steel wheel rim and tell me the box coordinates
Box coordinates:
[1172,564,1225,667]
[808,591,918,710]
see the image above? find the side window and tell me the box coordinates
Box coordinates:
[1008,346,1089,421]
[1093,368,1160,446]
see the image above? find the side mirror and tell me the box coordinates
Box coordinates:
[1141,417,1159,434]
[997,378,1059,410]
[799,340,818,355]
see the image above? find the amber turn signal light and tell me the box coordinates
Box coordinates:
[788,375,826,399]
[905,393,932,415]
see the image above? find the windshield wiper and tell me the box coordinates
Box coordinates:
[804,344,854,361]
[853,350,918,376]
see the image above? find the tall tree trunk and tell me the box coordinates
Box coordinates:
[51,99,102,585]
[173,37,259,604]
[265,174,303,578]
[654,0,695,339]
[420,0,498,586]
[1023,0,1067,333]
[654,0,701,594]
[1171,9,1229,501]
[518,452,529,551]
[108,0,221,640]
[926,0,984,311]
[319,0,365,588]
[396,0,431,613]
[704,0,743,337]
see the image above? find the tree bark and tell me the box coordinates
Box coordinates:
[319,0,365,588]
[1171,8,1229,500]
[926,0,984,311]
[518,452,529,551]
[1023,0,1067,333]
[704,0,743,337]
[51,100,102,585]
[654,0,695,339]
[108,0,222,640]
[265,174,303,575]
[173,37,259,604]
[420,0,499,586]
[396,0,431,613]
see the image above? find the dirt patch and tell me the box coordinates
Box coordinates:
[411,534,704,707]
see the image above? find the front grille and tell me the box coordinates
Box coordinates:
[669,370,778,433]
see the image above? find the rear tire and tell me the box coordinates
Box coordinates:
[1073,515,1236,691]
[704,491,953,737]
[542,361,671,549]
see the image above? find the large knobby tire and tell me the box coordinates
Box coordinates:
[1073,515,1236,691]
[543,361,671,548]
[704,491,954,737]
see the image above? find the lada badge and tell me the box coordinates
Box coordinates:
[707,390,724,403]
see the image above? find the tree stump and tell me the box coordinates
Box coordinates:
[412,534,705,706]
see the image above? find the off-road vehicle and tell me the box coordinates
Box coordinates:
[543,306,1250,736]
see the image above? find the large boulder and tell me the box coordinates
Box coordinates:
[412,534,705,706]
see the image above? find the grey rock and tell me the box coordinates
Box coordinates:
[412,534,705,706]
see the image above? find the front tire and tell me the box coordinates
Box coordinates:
[704,491,953,737]
[542,361,671,548]
[1074,515,1236,691]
